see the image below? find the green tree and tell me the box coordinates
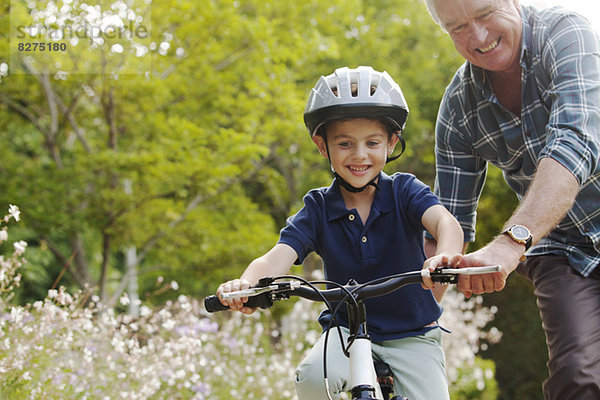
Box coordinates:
[1,0,465,305]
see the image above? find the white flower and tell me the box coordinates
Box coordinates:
[0,229,7,242]
[162,319,176,330]
[13,240,27,256]
[8,205,20,222]
[56,290,73,305]
[140,305,152,317]
[120,294,130,306]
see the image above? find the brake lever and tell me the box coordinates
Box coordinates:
[220,285,279,301]
[220,280,302,301]
[425,265,502,284]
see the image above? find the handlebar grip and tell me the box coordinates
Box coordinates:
[204,295,230,312]
[203,293,275,313]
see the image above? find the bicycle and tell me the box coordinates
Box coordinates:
[204,265,501,400]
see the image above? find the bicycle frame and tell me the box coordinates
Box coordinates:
[204,265,501,400]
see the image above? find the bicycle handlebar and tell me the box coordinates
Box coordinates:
[203,265,501,313]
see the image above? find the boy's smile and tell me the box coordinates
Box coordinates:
[313,118,398,193]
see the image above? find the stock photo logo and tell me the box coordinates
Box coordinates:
[9,0,152,76]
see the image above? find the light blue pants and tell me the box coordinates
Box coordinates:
[294,327,449,400]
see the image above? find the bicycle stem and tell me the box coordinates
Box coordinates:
[347,300,382,400]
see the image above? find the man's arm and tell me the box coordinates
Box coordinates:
[458,157,579,297]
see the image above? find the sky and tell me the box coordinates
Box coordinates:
[521,0,600,32]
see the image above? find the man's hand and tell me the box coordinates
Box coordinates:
[457,235,522,297]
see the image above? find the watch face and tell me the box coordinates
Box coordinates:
[511,225,530,240]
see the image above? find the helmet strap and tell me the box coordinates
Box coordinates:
[386,131,405,163]
[333,170,379,193]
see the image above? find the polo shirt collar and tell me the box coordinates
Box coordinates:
[324,172,395,221]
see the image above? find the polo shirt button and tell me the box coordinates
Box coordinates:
[362,236,367,243]
[349,214,355,221]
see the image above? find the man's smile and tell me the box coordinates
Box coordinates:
[477,38,500,53]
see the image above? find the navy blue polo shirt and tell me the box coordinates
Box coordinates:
[278,172,443,342]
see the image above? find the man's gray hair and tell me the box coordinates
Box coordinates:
[423,0,521,29]
[422,0,442,27]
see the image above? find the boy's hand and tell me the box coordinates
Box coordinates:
[217,279,257,315]
[421,253,462,290]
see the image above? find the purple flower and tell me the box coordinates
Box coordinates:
[198,319,218,333]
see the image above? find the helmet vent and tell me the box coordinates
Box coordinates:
[326,76,339,98]
[370,75,381,95]
[349,71,360,97]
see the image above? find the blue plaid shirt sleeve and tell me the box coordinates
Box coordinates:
[434,86,488,242]
[536,12,600,185]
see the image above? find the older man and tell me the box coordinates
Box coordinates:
[422,0,600,398]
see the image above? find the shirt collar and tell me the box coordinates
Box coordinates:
[324,172,395,221]
[520,5,533,68]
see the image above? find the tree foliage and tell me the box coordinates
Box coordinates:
[0,0,464,303]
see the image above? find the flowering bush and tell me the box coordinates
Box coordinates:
[440,288,501,398]
[0,205,25,301]
[0,206,499,399]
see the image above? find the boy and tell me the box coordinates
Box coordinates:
[217,66,463,399]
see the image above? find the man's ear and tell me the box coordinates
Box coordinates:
[312,135,329,159]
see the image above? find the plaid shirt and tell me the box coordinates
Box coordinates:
[434,5,600,276]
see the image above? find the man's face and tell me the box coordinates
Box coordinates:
[434,0,523,75]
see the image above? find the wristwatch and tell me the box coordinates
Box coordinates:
[501,225,533,261]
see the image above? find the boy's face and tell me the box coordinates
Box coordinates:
[313,118,399,191]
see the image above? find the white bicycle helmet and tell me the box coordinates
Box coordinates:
[303,66,409,137]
